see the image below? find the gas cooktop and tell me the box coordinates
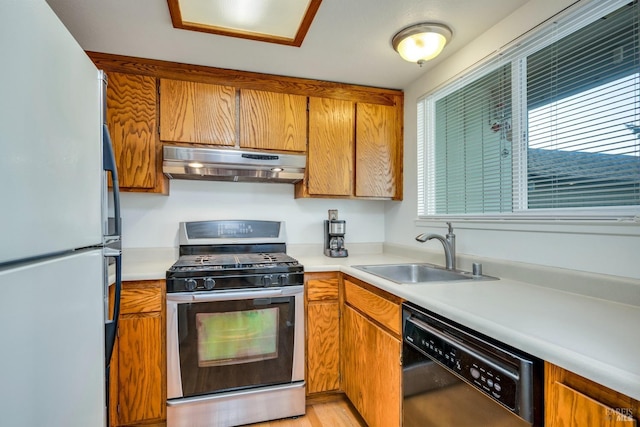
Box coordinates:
[166,220,304,293]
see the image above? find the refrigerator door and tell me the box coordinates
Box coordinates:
[0,0,102,264]
[0,250,105,427]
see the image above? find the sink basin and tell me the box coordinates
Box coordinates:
[351,263,497,284]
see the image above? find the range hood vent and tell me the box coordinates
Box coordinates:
[163,146,306,184]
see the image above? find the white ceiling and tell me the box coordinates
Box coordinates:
[45,0,529,90]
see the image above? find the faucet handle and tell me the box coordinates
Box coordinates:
[446,222,454,234]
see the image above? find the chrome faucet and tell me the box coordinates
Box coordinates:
[415,222,456,270]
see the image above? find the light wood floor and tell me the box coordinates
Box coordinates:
[247,395,366,427]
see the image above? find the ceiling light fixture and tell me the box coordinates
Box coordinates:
[167,0,322,47]
[392,23,452,65]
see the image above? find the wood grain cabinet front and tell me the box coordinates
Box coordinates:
[341,277,402,427]
[106,72,166,193]
[305,272,341,395]
[355,102,401,199]
[298,97,403,200]
[91,53,403,198]
[239,89,307,152]
[109,280,166,427]
[159,78,236,147]
[545,362,639,427]
[307,97,354,196]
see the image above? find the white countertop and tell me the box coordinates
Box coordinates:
[120,246,640,401]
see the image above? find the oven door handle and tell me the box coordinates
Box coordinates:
[167,288,284,303]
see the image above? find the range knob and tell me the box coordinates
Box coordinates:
[203,277,216,290]
[262,275,273,287]
[184,278,197,291]
[278,274,289,286]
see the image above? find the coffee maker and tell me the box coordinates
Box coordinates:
[324,210,348,258]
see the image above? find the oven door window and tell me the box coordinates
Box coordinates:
[177,296,295,397]
[196,307,278,367]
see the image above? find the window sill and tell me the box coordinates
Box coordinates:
[415,215,640,236]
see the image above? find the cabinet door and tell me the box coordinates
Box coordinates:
[240,89,307,152]
[355,102,399,198]
[308,97,354,196]
[546,362,638,427]
[116,313,165,426]
[159,79,236,146]
[342,305,401,427]
[307,301,340,393]
[306,275,340,394]
[548,382,636,427]
[106,72,158,190]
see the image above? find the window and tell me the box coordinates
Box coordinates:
[418,0,640,219]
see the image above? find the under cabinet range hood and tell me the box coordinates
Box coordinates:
[163,145,306,183]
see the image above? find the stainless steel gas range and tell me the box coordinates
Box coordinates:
[165,220,305,427]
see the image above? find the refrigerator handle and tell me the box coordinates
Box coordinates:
[102,123,121,238]
[105,248,122,368]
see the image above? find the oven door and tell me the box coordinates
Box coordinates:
[166,286,304,399]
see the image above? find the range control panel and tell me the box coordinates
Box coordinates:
[404,317,519,411]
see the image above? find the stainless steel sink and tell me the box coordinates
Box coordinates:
[351,263,497,284]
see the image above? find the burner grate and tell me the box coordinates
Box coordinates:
[170,252,300,271]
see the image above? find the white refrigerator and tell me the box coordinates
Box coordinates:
[0,1,122,426]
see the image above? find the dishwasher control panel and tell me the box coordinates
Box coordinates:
[402,303,537,423]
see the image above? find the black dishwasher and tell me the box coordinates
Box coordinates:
[402,302,544,427]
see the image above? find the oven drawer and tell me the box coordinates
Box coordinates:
[344,278,401,335]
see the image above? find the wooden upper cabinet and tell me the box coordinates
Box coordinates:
[106,72,158,190]
[159,78,236,146]
[355,102,400,198]
[239,89,307,152]
[308,97,354,196]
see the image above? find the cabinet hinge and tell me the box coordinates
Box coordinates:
[399,354,403,366]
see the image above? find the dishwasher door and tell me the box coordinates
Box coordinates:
[403,343,531,427]
[402,302,542,427]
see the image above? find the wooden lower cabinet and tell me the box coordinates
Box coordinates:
[110,280,166,427]
[546,362,638,426]
[305,272,341,395]
[342,278,402,427]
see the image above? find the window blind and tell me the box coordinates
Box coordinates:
[419,0,640,218]
[430,65,513,214]
[524,2,640,210]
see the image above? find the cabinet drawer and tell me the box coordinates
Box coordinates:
[344,279,401,336]
[120,282,164,314]
[307,278,339,301]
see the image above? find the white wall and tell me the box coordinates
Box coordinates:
[119,179,385,249]
[385,0,640,280]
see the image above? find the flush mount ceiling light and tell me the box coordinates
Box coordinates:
[392,23,452,65]
[167,0,322,46]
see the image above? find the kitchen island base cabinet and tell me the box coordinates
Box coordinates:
[342,277,402,427]
[545,362,638,427]
[109,280,166,427]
